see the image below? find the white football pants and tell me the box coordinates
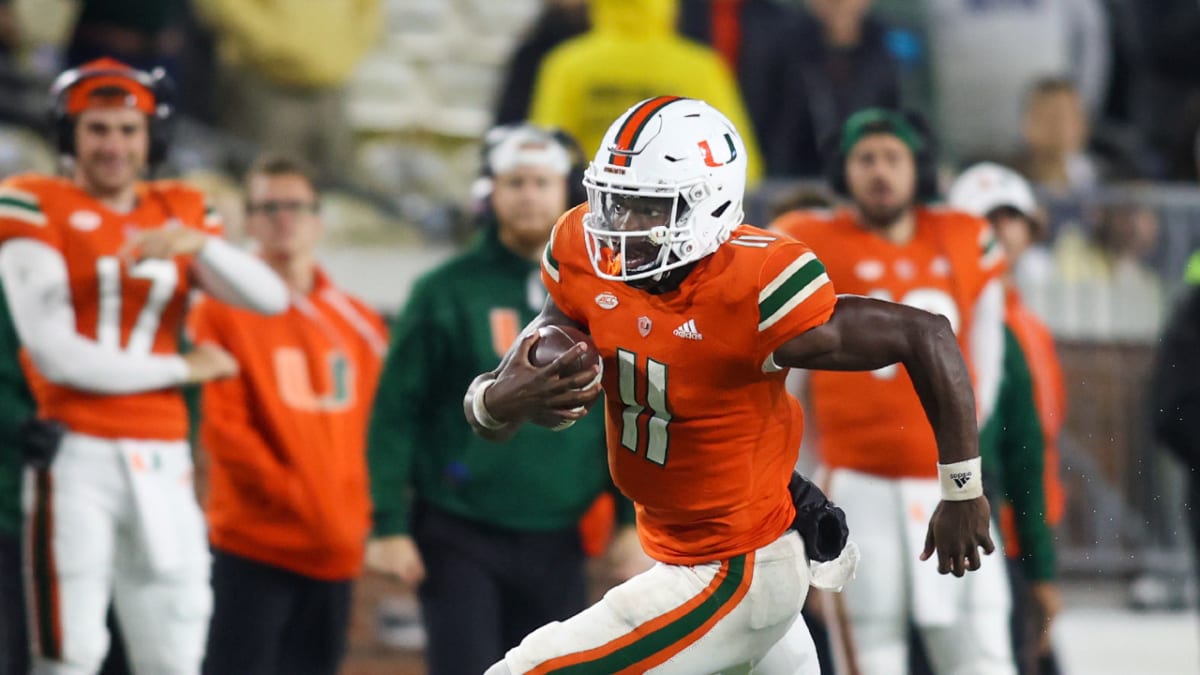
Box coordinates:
[23,431,211,675]
[504,531,821,674]
[823,468,1016,675]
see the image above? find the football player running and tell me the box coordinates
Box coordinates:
[0,58,287,674]
[465,96,994,675]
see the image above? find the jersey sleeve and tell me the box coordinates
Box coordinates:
[155,182,225,237]
[755,242,836,366]
[0,179,57,249]
[540,209,587,324]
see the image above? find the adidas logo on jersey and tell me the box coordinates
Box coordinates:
[673,319,703,340]
[952,472,973,489]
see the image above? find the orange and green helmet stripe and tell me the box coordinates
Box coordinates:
[607,96,685,167]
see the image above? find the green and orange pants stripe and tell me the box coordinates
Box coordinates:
[527,552,755,674]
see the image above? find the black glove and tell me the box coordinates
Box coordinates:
[788,471,849,563]
[19,417,66,470]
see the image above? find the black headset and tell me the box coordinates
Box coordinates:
[49,62,176,165]
[823,108,940,203]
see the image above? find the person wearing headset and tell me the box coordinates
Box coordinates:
[0,57,288,674]
[365,123,651,675]
[772,109,1015,675]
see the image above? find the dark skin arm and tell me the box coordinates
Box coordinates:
[463,298,602,443]
[774,295,995,577]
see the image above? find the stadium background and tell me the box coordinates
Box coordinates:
[2,0,1198,672]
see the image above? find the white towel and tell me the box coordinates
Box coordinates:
[118,442,186,573]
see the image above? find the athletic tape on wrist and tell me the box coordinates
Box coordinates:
[938,457,983,501]
[472,380,506,430]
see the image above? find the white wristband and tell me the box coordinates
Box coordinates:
[938,457,983,501]
[472,380,507,430]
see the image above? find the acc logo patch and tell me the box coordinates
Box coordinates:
[69,210,102,232]
[595,292,619,310]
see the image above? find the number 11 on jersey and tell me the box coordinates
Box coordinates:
[617,348,672,466]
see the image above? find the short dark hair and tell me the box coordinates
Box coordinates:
[245,153,319,196]
[1024,76,1079,110]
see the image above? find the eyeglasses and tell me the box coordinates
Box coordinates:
[245,200,319,216]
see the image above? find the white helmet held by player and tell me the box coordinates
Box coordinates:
[582,96,747,282]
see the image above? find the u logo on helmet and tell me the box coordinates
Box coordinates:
[698,134,738,168]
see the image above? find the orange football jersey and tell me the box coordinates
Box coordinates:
[541,205,836,564]
[773,206,1004,478]
[0,174,222,440]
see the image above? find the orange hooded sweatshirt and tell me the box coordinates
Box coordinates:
[192,269,387,580]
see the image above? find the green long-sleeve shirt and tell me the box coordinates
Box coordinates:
[980,325,1056,581]
[368,226,629,536]
[0,281,35,537]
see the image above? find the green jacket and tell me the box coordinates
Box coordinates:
[980,326,1056,581]
[368,227,628,537]
[0,281,35,537]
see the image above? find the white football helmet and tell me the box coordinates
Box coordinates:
[582,97,747,282]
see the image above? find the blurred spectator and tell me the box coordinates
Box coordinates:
[950,163,1066,675]
[926,0,1110,161]
[1008,78,1110,194]
[678,0,820,177]
[195,0,381,175]
[194,155,387,675]
[1051,199,1163,340]
[0,0,17,60]
[1136,0,1200,180]
[64,0,187,81]
[1095,0,1145,139]
[0,283,33,675]
[773,0,902,177]
[1150,276,1200,632]
[951,162,1056,306]
[365,125,648,675]
[528,0,763,183]
[493,0,588,126]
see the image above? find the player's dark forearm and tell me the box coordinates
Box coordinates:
[902,312,979,464]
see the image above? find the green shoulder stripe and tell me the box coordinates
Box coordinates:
[758,253,827,331]
[0,187,46,226]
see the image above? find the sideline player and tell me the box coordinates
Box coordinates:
[465,97,995,674]
[774,109,1015,675]
[0,58,288,674]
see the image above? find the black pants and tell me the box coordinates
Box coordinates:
[0,532,27,675]
[202,548,352,675]
[413,503,588,675]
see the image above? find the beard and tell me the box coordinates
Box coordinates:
[856,201,911,230]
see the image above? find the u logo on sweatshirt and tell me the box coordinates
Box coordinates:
[274,348,355,412]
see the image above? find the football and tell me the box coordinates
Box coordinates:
[529,325,602,374]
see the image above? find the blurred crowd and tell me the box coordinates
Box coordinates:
[0,1,1197,674]
[0,0,1190,332]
